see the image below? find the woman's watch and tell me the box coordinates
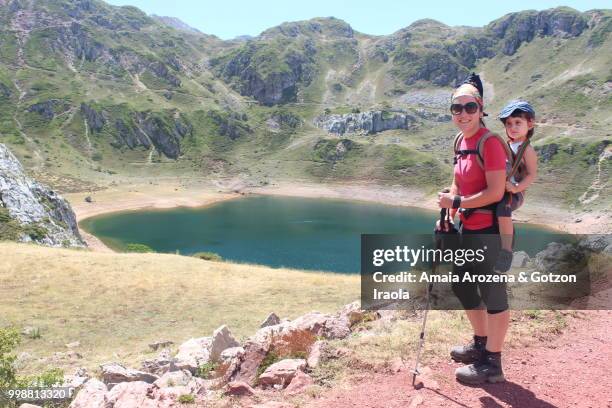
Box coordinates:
[452,195,462,209]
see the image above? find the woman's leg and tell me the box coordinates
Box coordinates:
[486,310,509,352]
[465,309,488,337]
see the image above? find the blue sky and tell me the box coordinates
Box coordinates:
[104,0,609,39]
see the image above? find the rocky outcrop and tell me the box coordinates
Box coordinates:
[313,139,354,164]
[314,110,417,135]
[206,110,250,140]
[536,143,559,162]
[0,144,85,247]
[27,100,70,121]
[113,111,192,159]
[212,41,316,105]
[80,103,106,132]
[487,8,588,55]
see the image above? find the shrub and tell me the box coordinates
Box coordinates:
[194,362,217,379]
[125,243,154,253]
[178,394,195,404]
[191,252,222,261]
[0,327,20,389]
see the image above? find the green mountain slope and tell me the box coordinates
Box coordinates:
[0,0,609,210]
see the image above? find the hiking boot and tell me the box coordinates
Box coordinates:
[455,351,505,384]
[450,335,486,364]
[494,249,513,272]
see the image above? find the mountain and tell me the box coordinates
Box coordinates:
[151,14,203,34]
[0,0,610,210]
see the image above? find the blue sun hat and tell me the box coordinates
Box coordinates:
[498,100,535,119]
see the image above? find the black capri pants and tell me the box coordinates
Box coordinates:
[451,224,509,314]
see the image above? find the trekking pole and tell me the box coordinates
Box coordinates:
[412,205,447,389]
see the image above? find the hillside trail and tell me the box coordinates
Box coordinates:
[304,310,612,408]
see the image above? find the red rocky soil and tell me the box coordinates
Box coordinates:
[303,310,612,408]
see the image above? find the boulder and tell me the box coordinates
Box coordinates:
[512,251,530,268]
[103,381,151,408]
[100,362,158,387]
[261,312,281,328]
[68,378,107,408]
[226,381,255,396]
[153,369,193,388]
[210,325,240,362]
[284,371,314,395]
[218,346,245,384]
[534,242,586,274]
[257,359,306,389]
[141,348,177,375]
[306,340,324,369]
[235,311,351,385]
[578,235,612,253]
[174,337,212,373]
[339,301,365,326]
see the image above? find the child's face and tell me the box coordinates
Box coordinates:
[504,116,533,140]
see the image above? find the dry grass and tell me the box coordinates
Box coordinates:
[0,242,359,376]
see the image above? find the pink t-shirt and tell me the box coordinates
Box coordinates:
[454,128,507,230]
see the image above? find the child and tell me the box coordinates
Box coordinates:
[494,100,538,272]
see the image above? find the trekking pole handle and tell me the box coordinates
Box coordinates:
[439,188,450,228]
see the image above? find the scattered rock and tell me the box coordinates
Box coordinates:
[100,362,158,387]
[258,359,306,389]
[284,371,314,395]
[261,312,281,328]
[103,381,151,408]
[153,369,192,388]
[141,348,177,376]
[65,341,80,348]
[225,381,255,396]
[148,340,174,351]
[68,378,107,408]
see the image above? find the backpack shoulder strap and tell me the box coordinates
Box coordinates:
[508,138,531,179]
[475,131,513,171]
[453,131,463,154]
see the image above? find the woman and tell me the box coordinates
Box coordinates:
[437,73,509,384]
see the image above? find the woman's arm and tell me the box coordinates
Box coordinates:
[459,169,506,208]
[439,169,506,208]
[512,145,538,193]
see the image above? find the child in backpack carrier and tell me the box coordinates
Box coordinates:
[494,100,538,272]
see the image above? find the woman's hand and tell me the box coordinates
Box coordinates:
[437,192,454,208]
[505,181,517,193]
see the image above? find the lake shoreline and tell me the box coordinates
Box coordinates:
[66,179,610,252]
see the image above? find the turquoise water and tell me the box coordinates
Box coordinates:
[80,195,560,273]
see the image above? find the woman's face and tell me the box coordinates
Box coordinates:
[451,95,483,135]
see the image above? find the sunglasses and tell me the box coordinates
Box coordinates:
[450,102,479,115]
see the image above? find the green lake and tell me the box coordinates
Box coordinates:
[80,195,561,273]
